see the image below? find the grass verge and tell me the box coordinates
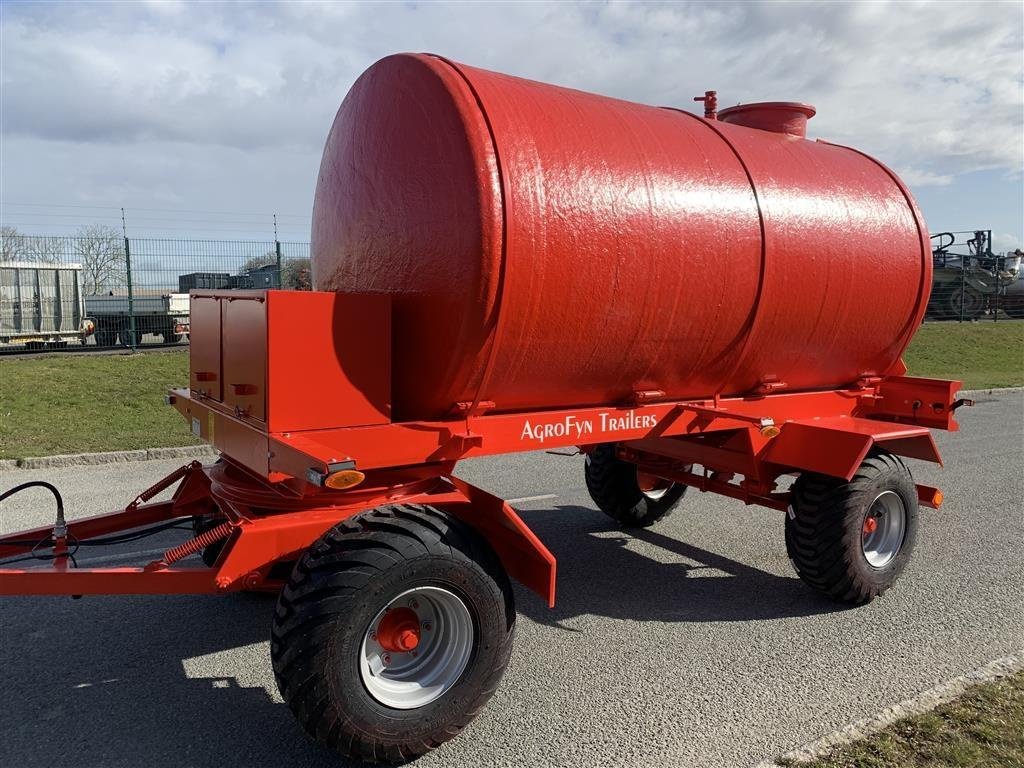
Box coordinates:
[781,670,1024,768]
[0,350,198,460]
[903,320,1023,389]
[0,320,1020,460]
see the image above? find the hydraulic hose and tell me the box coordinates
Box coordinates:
[0,480,66,530]
[0,480,72,565]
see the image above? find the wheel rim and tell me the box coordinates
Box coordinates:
[861,490,907,568]
[636,469,673,501]
[951,289,983,318]
[359,586,474,709]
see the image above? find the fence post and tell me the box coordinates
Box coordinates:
[959,258,965,323]
[124,237,137,351]
[989,229,998,323]
[275,240,283,288]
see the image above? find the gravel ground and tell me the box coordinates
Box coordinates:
[0,390,1020,768]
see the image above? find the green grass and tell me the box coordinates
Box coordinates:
[0,321,1020,460]
[0,350,199,460]
[781,671,1024,768]
[903,320,1024,389]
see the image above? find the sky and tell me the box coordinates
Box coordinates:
[1,0,1022,251]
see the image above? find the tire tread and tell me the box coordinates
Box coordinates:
[585,443,687,527]
[271,504,514,764]
[785,450,918,604]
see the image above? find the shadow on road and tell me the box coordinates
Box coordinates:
[0,592,347,768]
[515,504,850,628]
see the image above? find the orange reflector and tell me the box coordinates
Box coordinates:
[916,484,944,509]
[324,469,366,490]
[760,425,781,438]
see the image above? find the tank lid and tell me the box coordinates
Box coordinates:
[717,102,816,138]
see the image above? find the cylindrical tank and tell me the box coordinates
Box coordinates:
[312,53,930,421]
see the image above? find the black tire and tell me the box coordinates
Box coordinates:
[948,286,985,320]
[95,322,116,347]
[118,321,142,347]
[584,443,687,528]
[785,450,918,604]
[926,285,953,319]
[271,504,515,764]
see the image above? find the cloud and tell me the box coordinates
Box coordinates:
[993,231,1022,253]
[894,168,955,187]
[1,0,1021,237]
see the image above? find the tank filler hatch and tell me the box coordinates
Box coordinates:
[717,101,817,138]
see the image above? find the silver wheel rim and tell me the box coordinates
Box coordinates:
[642,486,671,501]
[359,586,474,709]
[861,490,907,568]
[636,469,673,501]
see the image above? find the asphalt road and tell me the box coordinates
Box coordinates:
[1,391,1021,768]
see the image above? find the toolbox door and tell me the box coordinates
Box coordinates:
[189,296,222,401]
[221,295,267,423]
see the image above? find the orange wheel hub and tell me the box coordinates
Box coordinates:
[376,607,421,652]
[863,516,878,535]
[637,471,667,493]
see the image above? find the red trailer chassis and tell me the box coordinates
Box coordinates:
[0,376,963,599]
[0,291,965,603]
[0,289,970,762]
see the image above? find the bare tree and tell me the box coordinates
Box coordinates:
[1,228,65,263]
[240,251,277,274]
[74,224,126,295]
[282,257,312,290]
[1,225,27,261]
[26,236,66,263]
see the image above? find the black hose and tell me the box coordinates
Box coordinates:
[0,480,65,527]
[0,481,196,567]
[0,480,72,565]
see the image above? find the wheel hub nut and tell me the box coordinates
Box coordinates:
[376,607,421,652]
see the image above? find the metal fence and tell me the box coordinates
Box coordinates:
[2,229,1021,353]
[926,230,1023,323]
[1,234,310,351]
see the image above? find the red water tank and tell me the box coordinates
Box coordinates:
[312,54,930,421]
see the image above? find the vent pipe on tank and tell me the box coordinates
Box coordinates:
[717,102,816,138]
[693,90,718,119]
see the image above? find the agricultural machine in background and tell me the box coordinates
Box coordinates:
[0,54,971,764]
[928,229,1023,320]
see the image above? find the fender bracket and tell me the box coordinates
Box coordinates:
[764,416,941,481]
[442,476,557,607]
